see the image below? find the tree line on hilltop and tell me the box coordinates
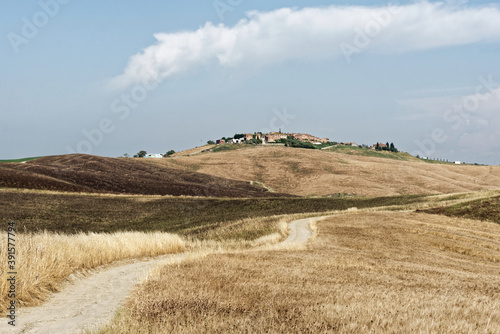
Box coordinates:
[375,142,398,153]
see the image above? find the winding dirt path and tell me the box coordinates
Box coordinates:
[3,253,187,334]
[2,217,317,334]
[284,217,314,243]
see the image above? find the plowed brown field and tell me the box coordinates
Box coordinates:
[0,154,290,197]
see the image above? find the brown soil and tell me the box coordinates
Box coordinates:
[154,146,500,196]
[0,154,290,197]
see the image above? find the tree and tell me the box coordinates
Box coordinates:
[375,143,380,151]
[245,138,262,145]
[166,150,175,157]
[207,140,215,145]
[234,134,245,139]
[136,150,147,158]
[123,153,129,158]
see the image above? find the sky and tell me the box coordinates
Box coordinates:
[1,0,500,164]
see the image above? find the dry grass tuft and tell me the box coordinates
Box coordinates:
[0,231,184,315]
[98,212,500,333]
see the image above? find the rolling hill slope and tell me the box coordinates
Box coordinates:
[170,144,215,157]
[0,154,290,197]
[152,145,500,196]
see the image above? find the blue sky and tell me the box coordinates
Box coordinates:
[1,1,500,164]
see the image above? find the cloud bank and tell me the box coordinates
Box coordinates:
[443,84,500,154]
[110,1,500,89]
[400,77,500,160]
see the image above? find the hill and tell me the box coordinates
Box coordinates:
[0,154,290,197]
[153,145,500,196]
[170,144,215,157]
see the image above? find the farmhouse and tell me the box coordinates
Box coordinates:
[244,133,261,141]
[144,153,163,158]
[265,132,288,143]
[290,133,329,143]
[228,138,244,144]
[371,143,388,150]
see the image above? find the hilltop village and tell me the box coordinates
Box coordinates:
[136,131,401,158]
[212,131,397,152]
[215,131,329,145]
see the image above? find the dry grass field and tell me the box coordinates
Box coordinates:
[0,231,184,315]
[155,145,500,196]
[98,211,500,333]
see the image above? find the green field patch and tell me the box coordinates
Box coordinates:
[0,156,43,163]
[211,144,246,153]
[324,145,414,161]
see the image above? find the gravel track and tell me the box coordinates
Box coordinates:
[2,217,317,333]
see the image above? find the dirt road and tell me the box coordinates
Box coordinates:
[284,217,314,243]
[3,253,187,334]
[2,217,317,334]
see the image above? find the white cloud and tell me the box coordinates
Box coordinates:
[109,1,500,89]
